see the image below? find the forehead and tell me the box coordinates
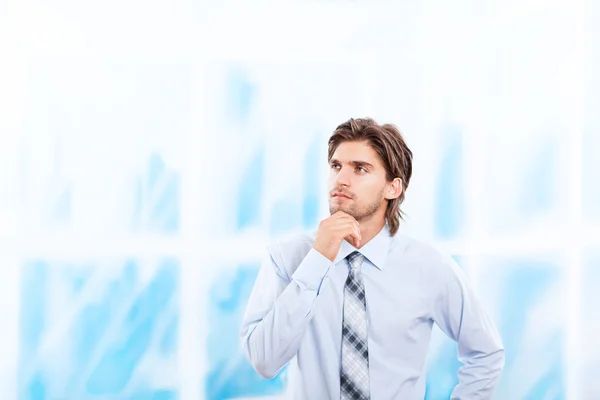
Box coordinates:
[331,141,383,167]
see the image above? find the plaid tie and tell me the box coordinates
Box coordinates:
[340,251,370,400]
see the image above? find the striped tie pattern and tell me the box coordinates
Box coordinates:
[340,251,370,400]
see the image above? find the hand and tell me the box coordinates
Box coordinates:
[312,211,362,262]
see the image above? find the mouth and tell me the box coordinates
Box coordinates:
[332,193,352,199]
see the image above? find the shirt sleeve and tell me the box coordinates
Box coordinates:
[240,245,334,378]
[431,255,505,399]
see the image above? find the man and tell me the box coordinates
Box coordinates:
[240,118,505,399]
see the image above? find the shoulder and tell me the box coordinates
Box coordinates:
[389,233,458,276]
[266,229,318,280]
[389,234,468,304]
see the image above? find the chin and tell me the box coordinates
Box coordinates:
[330,206,353,217]
[329,205,342,215]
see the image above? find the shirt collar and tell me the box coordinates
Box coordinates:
[333,223,392,270]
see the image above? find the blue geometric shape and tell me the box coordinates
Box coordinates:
[236,147,264,230]
[18,258,180,399]
[129,389,178,400]
[583,249,600,397]
[478,256,565,398]
[270,199,301,235]
[583,130,600,223]
[494,263,558,368]
[205,265,286,400]
[149,173,180,232]
[134,152,180,233]
[302,195,319,228]
[134,179,143,228]
[424,339,460,400]
[62,264,93,294]
[159,313,178,357]
[51,185,71,225]
[147,153,167,191]
[303,137,322,229]
[225,66,256,124]
[19,261,49,369]
[24,371,47,400]
[518,136,557,215]
[424,255,465,398]
[434,125,463,239]
[522,332,565,400]
[88,260,178,394]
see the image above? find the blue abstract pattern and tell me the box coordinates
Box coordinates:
[583,130,600,224]
[518,137,558,216]
[270,137,322,235]
[583,249,600,398]
[486,133,560,234]
[19,259,179,400]
[205,265,286,399]
[236,147,265,231]
[424,335,460,400]
[3,5,599,398]
[224,66,256,125]
[478,256,565,399]
[302,137,322,229]
[434,124,464,238]
[424,255,464,400]
[134,153,180,233]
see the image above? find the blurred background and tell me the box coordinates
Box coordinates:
[0,0,599,399]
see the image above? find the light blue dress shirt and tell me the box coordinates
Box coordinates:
[240,224,505,399]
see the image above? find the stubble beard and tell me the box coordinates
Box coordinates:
[329,189,385,223]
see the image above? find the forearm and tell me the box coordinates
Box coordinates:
[242,280,319,378]
[241,248,333,378]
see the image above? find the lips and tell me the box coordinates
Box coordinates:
[332,192,352,199]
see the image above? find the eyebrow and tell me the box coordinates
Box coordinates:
[330,159,375,169]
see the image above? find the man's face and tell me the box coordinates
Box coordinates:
[328,140,389,222]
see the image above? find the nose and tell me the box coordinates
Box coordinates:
[335,165,351,187]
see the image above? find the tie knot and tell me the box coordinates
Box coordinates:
[346,251,365,272]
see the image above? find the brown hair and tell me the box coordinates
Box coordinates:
[328,117,413,236]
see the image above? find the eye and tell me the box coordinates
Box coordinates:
[331,163,340,169]
[357,166,367,173]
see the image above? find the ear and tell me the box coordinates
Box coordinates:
[384,178,402,200]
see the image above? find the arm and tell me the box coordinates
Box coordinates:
[432,256,505,399]
[240,244,333,378]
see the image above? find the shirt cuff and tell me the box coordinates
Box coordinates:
[291,248,334,292]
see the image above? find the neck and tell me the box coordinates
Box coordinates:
[354,216,386,249]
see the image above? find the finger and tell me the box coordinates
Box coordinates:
[341,225,359,248]
[337,211,356,222]
[344,212,358,224]
[338,223,360,247]
[344,233,359,248]
[345,221,360,241]
[345,224,360,247]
